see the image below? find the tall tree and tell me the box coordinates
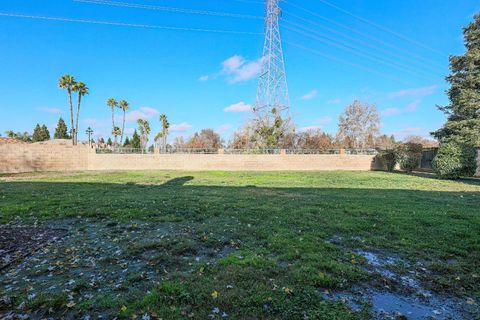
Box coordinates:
[131,130,141,149]
[72,82,89,145]
[54,117,70,139]
[156,114,170,151]
[58,74,77,145]
[86,127,93,146]
[337,100,380,149]
[136,119,151,152]
[32,124,50,142]
[112,126,121,147]
[107,98,118,140]
[118,100,130,144]
[432,14,480,146]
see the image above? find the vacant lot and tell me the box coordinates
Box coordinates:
[0,171,479,319]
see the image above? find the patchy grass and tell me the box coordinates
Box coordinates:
[0,170,479,319]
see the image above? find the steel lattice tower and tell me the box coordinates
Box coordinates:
[254,0,290,123]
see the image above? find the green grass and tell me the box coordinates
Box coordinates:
[0,170,479,318]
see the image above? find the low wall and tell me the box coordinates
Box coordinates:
[0,141,382,173]
[0,140,90,173]
[88,153,380,171]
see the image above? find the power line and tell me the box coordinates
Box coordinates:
[282,1,444,70]
[284,40,410,85]
[0,12,262,35]
[315,0,446,57]
[283,23,435,82]
[282,20,438,81]
[74,0,263,19]
[282,12,443,75]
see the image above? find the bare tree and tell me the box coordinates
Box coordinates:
[296,129,334,150]
[337,100,380,149]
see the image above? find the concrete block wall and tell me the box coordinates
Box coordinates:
[0,140,91,173]
[88,153,381,172]
[1,141,381,173]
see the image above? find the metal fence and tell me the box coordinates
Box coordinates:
[95,148,378,155]
[96,148,152,154]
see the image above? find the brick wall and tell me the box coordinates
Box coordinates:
[1,141,382,173]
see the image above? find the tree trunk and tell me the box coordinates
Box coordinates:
[111,108,115,143]
[75,95,82,146]
[68,90,75,145]
[121,110,125,145]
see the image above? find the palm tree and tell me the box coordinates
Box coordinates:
[159,114,170,152]
[112,126,121,148]
[86,127,93,146]
[118,100,129,144]
[58,75,77,145]
[137,119,151,153]
[73,82,89,145]
[107,98,118,139]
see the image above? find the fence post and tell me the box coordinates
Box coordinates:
[339,149,346,155]
[280,149,286,155]
[154,148,160,154]
[218,149,225,155]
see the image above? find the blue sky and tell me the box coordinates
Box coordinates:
[1,0,479,143]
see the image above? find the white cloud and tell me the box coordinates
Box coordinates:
[83,118,107,128]
[124,107,160,123]
[327,98,342,105]
[388,85,438,98]
[221,55,262,83]
[199,75,209,82]
[299,126,322,132]
[301,90,318,101]
[382,99,422,116]
[405,99,421,112]
[224,101,253,113]
[391,127,430,140]
[315,116,332,126]
[217,124,233,134]
[170,122,192,132]
[39,107,62,114]
[381,108,400,116]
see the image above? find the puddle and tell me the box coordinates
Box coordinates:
[323,248,479,319]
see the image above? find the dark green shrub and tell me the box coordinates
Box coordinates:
[378,150,397,172]
[397,142,423,173]
[432,142,477,179]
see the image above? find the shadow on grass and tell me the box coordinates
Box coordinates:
[408,171,480,186]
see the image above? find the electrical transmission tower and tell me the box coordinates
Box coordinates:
[254,0,290,124]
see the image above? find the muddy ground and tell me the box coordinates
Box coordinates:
[0,220,478,319]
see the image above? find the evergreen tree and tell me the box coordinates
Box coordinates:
[123,137,131,147]
[32,124,50,142]
[54,117,70,139]
[41,125,50,140]
[432,14,480,146]
[107,137,113,146]
[131,130,141,148]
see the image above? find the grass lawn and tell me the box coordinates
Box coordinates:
[0,171,479,319]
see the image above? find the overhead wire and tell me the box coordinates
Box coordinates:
[74,0,263,20]
[315,0,446,57]
[283,23,435,81]
[0,12,262,35]
[282,0,445,70]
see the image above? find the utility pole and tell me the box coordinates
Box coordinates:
[254,0,290,125]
